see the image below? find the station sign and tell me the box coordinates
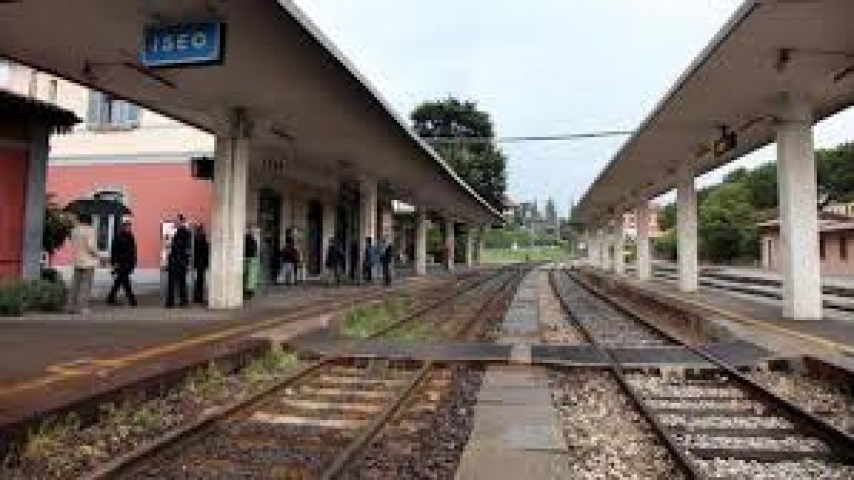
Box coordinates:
[141,21,224,68]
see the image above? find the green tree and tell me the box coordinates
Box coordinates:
[698,182,758,263]
[817,143,854,208]
[43,194,73,263]
[658,203,676,231]
[411,97,508,208]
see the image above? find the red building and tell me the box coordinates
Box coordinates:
[47,163,212,270]
[0,90,78,279]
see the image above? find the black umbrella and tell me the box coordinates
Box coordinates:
[64,198,132,217]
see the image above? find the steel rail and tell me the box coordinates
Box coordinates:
[320,266,528,479]
[566,269,854,465]
[547,269,706,480]
[82,267,512,479]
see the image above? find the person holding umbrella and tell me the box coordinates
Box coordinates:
[67,213,101,314]
[106,220,137,306]
[166,214,191,308]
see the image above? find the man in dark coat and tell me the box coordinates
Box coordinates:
[107,220,137,306]
[325,238,345,286]
[380,240,395,287]
[166,214,191,308]
[192,223,210,305]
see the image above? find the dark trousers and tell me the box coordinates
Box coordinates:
[363,263,373,283]
[166,266,189,307]
[381,262,392,286]
[194,268,207,304]
[107,268,136,306]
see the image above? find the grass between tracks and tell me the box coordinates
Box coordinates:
[2,347,299,479]
[339,295,413,338]
[481,247,568,265]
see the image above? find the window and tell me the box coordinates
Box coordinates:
[92,191,125,253]
[841,235,848,261]
[87,91,140,130]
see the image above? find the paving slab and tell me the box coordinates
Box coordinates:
[457,270,571,479]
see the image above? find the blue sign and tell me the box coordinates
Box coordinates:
[141,22,224,68]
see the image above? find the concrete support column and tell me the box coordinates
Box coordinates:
[613,217,626,275]
[600,229,612,271]
[676,165,699,292]
[465,226,475,267]
[414,208,428,275]
[321,200,336,268]
[209,110,251,309]
[473,226,485,265]
[635,201,652,281]
[445,218,455,271]
[21,122,49,279]
[776,94,822,320]
[358,177,378,282]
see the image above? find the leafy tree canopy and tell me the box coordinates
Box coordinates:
[411,97,508,209]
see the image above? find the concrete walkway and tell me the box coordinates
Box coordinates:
[456,270,571,479]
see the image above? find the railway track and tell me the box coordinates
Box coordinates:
[550,269,854,479]
[84,266,524,479]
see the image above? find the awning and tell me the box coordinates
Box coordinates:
[575,0,854,226]
[0,0,502,224]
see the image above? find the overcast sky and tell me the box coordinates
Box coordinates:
[291,0,854,215]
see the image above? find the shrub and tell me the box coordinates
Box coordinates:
[0,283,26,317]
[24,279,68,313]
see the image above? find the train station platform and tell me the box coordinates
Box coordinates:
[588,269,854,362]
[0,271,462,430]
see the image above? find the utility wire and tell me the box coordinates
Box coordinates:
[422,130,634,144]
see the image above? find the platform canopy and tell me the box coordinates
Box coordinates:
[0,0,501,224]
[575,0,854,226]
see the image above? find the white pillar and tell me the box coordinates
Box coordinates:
[465,226,475,267]
[21,122,49,279]
[414,208,427,275]
[677,165,699,292]
[777,94,822,320]
[613,217,626,275]
[636,201,652,281]
[358,177,377,281]
[210,110,251,309]
[474,226,485,265]
[321,200,336,268]
[445,218,455,271]
[600,228,612,271]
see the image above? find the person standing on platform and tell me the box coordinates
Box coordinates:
[166,214,191,308]
[349,240,359,283]
[67,213,100,314]
[380,238,395,287]
[362,237,376,284]
[325,238,345,286]
[244,229,260,298]
[107,220,137,306]
[192,223,210,305]
[281,235,298,286]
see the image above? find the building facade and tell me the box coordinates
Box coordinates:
[759,213,854,276]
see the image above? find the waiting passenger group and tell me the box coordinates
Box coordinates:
[67,212,396,313]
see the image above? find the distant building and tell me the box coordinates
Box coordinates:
[623,205,663,239]
[758,211,854,275]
